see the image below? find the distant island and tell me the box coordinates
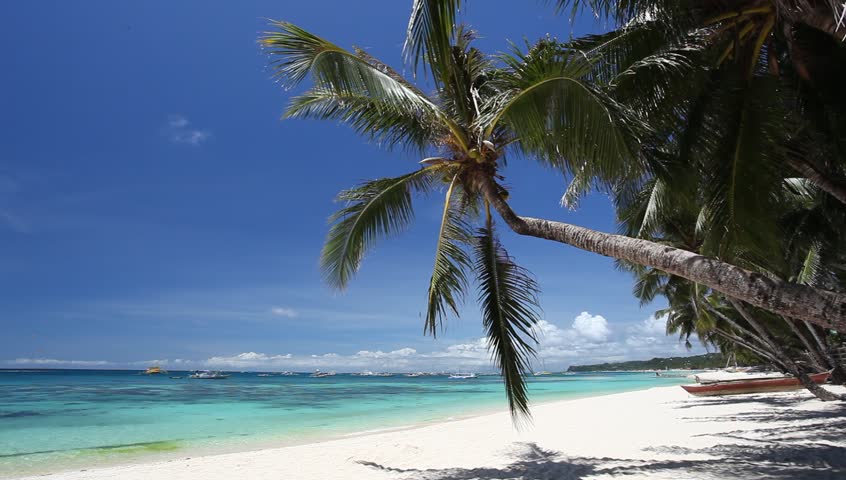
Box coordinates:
[567,353,743,372]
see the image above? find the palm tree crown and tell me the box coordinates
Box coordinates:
[260,17,640,418]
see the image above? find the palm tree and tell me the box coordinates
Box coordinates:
[260,5,846,413]
[399,2,846,329]
[615,169,844,398]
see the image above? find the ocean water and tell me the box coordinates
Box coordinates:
[0,369,688,477]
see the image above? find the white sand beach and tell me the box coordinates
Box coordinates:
[23,385,846,480]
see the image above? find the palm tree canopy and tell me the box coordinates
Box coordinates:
[261,18,642,419]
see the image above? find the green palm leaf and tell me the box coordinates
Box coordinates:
[474,215,541,420]
[696,76,783,263]
[404,0,462,76]
[286,87,443,152]
[481,41,643,180]
[321,169,435,290]
[425,175,474,336]
[261,21,465,144]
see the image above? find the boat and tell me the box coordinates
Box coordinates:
[278,371,296,376]
[405,372,424,377]
[448,372,477,379]
[143,366,165,375]
[189,370,230,379]
[257,373,272,377]
[373,372,393,377]
[169,376,183,379]
[309,370,335,378]
[533,359,552,376]
[352,371,375,376]
[692,370,783,383]
[681,371,830,396]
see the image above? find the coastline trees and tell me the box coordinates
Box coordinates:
[402,1,846,331]
[261,1,845,413]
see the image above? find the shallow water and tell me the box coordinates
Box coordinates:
[0,369,687,477]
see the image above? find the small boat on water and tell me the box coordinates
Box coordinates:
[189,370,230,379]
[257,373,272,377]
[309,370,335,378]
[448,372,477,379]
[143,366,165,375]
[681,371,830,396]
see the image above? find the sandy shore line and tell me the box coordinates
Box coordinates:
[20,385,846,480]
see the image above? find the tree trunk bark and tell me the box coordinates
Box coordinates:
[712,328,784,366]
[704,303,781,356]
[477,176,846,332]
[783,317,830,372]
[730,299,840,401]
[805,321,846,385]
[787,158,846,205]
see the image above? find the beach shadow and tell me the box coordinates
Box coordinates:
[358,398,846,480]
[360,440,845,479]
[359,443,601,479]
[669,394,806,409]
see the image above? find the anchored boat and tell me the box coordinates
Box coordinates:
[189,370,230,379]
[681,371,830,396]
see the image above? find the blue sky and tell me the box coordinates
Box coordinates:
[1,1,705,371]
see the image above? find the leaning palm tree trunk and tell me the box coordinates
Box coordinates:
[730,299,841,401]
[712,328,785,366]
[787,158,846,206]
[804,321,846,385]
[783,316,831,372]
[477,175,846,333]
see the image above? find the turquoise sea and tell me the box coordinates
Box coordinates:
[0,369,688,478]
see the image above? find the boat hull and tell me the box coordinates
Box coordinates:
[681,372,830,396]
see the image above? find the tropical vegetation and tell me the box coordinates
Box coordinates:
[567,352,742,371]
[260,0,846,413]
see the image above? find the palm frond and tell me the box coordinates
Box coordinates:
[550,0,690,29]
[696,76,783,263]
[474,214,541,420]
[404,0,462,77]
[482,40,644,180]
[796,242,822,285]
[261,21,463,145]
[321,169,435,290]
[425,175,474,336]
[560,165,598,210]
[286,88,443,152]
[632,267,668,306]
[569,19,695,84]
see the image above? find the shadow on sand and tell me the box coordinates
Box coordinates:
[358,397,846,479]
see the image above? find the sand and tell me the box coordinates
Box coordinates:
[19,385,846,480]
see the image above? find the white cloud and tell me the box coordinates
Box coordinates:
[571,311,611,342]
[164,114,211,146]
[11,358,111,367]
[632,315,667,336]
[0,210,29,233]
[205,352,292,368]
[5,312,706,372]
[167,115,189,128]
[271,307,298,318]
